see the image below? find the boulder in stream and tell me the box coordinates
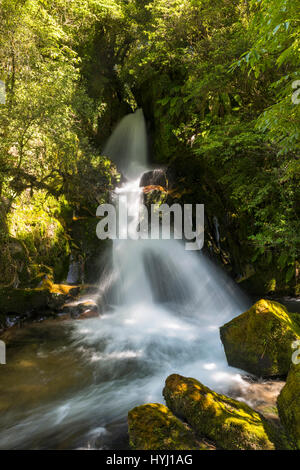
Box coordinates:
[139,169,167,189]
[163,374,288,450]
[0,283,82,331]
[220,299,300,377]
[128,403,214,450]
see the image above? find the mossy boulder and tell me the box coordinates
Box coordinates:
[277,364,300,449]
[5,191,72,288]
[220,299,300,377]
[128,403,214,450]
[0,283,81,330]
[163,374,288,450]
[0,288,50,316]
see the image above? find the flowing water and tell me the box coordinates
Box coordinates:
[0,109,281,449]
[103,108,148,179]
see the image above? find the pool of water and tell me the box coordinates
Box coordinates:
[0,311,285,450]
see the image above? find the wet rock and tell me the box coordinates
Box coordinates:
[277,364,300,449]
[0,288,51,317]
[62,300,100,319]
[220,299,300,377]
[66,286,81,297]
[140,169,167,189]
[128,403,215,450]
[0,284,83,331]
[163,374,288,450]
[139,169,168,211]
[47,293,69,311]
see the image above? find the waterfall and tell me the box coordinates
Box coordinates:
[0,109,251,450]
[88,106,251,411]
[99,108,248,328]
[213,215,221,249]
[68,107,251,435]
[103,109,148,179]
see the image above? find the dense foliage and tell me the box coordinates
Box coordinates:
[0,0,299,292]
[0,0,120,286]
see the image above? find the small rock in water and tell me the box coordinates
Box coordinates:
[62,299,100,320]
[139,169,167,189]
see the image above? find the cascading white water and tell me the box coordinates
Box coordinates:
[0,109,253,450]
[103,108,148,179]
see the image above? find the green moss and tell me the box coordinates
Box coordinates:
[0,288,50,316]
[128,403,214,450]
[277,364,300,449]
[5,190,71,287]
[163,374,289,450]
[220,299,300,377]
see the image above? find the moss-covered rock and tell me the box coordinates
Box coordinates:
[163,374,288,450]
[220,299,300,377]
[0,288,51,316]
[0,283,81,330]
[5,191,71,288]
[128,403,214,450]
[277,364,300,449]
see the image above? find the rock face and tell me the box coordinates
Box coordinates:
[128,403,214,450]
[139,169,169,212]
[163,374,287,450]
[220,299,300,377]
[139,169,167,189]
[277,364,300,449]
